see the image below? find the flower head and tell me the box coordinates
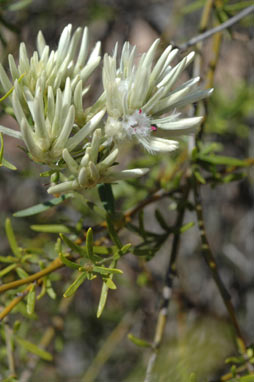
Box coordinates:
[0,25,103,165]
[102,40,213,152]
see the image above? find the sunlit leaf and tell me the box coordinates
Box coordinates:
[63,272,87,298]
[15,336,53,361]
[30,224,71,233]
[5,218,22,257]
[27,284,36,315]
[128,333,151,348]
[13,194,72,217]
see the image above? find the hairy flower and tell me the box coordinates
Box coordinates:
[0,24,101,97]
[48,129,148,194]
[102,40,213,152]
[0,25,103,164]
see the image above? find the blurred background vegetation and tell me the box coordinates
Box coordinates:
[0,0,253,381]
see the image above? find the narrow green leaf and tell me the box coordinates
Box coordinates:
[30,224,71,233]
[60,234,85,256]
[93,265,123,275]
[0,255,17,263]
[0,157,17,170]
[16,267,29,279]
[86,228,94,260]
[63,272,87,298]
[106,214,122,249]
[27,284,36,315]
[0,263,17,277]
[198,154,248,167]
[0,133,4,163]
[180,222,195,233]
[97,281,109,318]
[59,252,80,270]
[13,194,72,217]
[105,278,117,290]
[5,218,22,257]
[189,373,198,382]
[46,279,56,299]
[193,170,206,184]
[155,209,169,231]
[8,0,33,11]
[120,243,132,255]
[239,376,254,382]
[128,333,152,348]
[15,336,53,361]
[98,183,115,213]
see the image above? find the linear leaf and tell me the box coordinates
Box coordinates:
[59,252,80,270]
[63,272,87,298]
[128,333,152,348]
[13,194,72,217]
[5,218,22,257]
[30,224,71,233]
[27,284,36,315]
[15,336,53,361]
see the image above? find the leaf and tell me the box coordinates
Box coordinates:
[5,218,22,257]
[106,214,122,249]
[46,279,56,299]
[128,333,151,348]
[60,234,85,256]
[27,284,36,315]
[0,255,17,263]
[15,336,53,361]
[0,263,17,277]
[198,154,248,167]
[86,228,94,260]
[97,281,109,318]
[120,243,132,255]
[105,278,117,289]
[59,252,80,270]
[239,377,254,382]
[16,267,29,279]
[8,0,33,11]
[98,183,115,213]
[13,194,72,217]
[63,272,87,298]
[180,222,195,233]
[193,169,206,184]
[0,133,3,163]
[0,157,17,170]
[155,209,169,231]
[92,265,123,275]
[30,224,71,233]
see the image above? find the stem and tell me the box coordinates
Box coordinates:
[0,284,33,321]
[144,182,191,382]
[179,5,254,50]
[193,176,254,372]
[0,257,63,294]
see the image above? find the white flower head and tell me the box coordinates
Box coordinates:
[0,24,101,97]
[102,40,213,152]
[0,25,104,165]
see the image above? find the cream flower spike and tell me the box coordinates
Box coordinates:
[48,129,148,194]
[102,39,213,153]
[11,78,105,164]
[0,24,101,97]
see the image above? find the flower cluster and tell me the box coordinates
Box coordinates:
[0,24,212,195]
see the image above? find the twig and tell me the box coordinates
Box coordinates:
[0,257,63,294]
[193,176,254,372]
[144,182,191,382]
[0,284,33,321]
[179,5,254,50]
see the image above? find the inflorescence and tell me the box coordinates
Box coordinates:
[0,24,213,195]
